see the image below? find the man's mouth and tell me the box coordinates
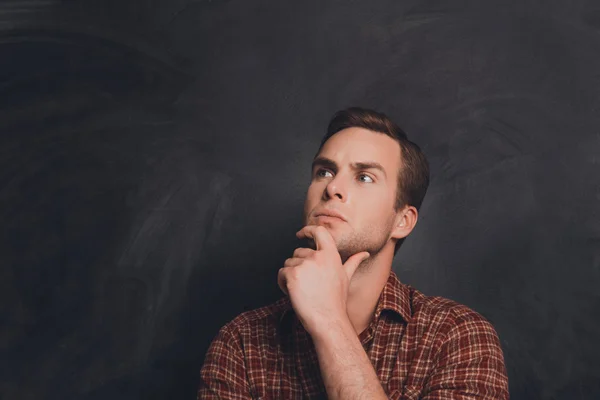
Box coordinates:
[315,215,344,222]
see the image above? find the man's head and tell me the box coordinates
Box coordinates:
[302,107,429,262]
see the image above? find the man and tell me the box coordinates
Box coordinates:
[197,107,509,399]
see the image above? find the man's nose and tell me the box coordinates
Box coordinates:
[324,176,346,201]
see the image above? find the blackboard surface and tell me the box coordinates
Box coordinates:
[1,1,599,399]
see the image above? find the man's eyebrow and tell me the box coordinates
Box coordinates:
[311,156,387,178]
[312,156,337,172]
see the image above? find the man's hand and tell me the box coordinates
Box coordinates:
[277,225,370,337]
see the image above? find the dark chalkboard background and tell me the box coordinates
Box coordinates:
[2,1,599,399]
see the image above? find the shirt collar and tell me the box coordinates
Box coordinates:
[278,269,412,328]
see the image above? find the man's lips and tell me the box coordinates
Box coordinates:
[313,210,347,222]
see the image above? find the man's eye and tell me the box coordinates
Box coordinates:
[316,169,333,178]
[359,174,374,183]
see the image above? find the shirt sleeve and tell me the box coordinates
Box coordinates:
[420,312,510,400]
[197,323,252,400]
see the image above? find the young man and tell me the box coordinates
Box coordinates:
[197,108,509,399]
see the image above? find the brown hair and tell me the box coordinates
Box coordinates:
[315,107,430,255]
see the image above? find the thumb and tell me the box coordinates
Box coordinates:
[343,251,370,279]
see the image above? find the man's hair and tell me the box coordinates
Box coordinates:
[315,107,430,255]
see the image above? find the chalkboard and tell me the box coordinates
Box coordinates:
[1,1,599,399]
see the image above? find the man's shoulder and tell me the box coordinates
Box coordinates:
[219,296,291,334]
[408,286,497,333]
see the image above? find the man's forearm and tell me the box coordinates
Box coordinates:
[311,318,388,400]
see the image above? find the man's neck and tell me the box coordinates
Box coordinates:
[345,252,393,336]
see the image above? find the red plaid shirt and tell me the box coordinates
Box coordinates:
[198,270,509,399]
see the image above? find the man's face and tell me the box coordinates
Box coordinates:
[302,127,402,262]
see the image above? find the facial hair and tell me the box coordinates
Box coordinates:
[303,212,396,265]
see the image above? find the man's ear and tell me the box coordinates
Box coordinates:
[391,205,418,240]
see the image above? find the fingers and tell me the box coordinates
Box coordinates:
[342,251,370,280]
[284,257,303,268]
[278,242,322,296]
[279,252,310,295]
[296,225,336,252]
[277,267,288,295]
[279,257,303,295]
[292,247,314,258]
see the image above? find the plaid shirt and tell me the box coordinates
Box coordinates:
[198,270,509,399]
